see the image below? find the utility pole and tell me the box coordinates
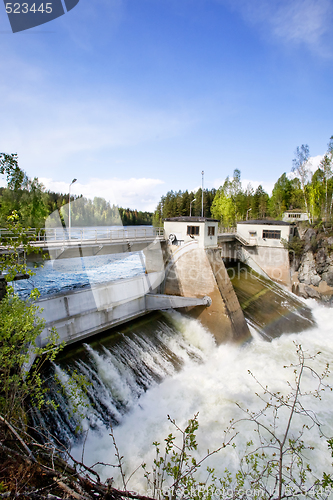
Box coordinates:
[69,178,77,240]
[190,198,196,217]
[201,170,204,218]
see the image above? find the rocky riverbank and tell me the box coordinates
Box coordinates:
[291,226,333,305]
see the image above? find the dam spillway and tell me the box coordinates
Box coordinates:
[33,289,331,495]
[225,261,314,339]
[21,220,330,496]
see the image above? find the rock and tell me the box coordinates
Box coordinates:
[322,268,333,287]
[318,279,333,295]
[291,227,333,304]
[298,251,321,286]
[315,247,328,273]
[296,283,323,300]
[304,228,317,252]
[321,294,333,305]
[297,283,309,299]
[304,285,321,299]
[304,228,316,241]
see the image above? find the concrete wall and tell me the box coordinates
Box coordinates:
[36,269,210,349]
[143,239,167,275]
[239,245,291,287]
[283,211,308,222]
[164,241,250,344]
[37,272,164,347]
[237,223,291,247]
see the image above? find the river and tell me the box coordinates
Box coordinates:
[20,242,333,498]
[29,252,333,498]
[68,304,333,495]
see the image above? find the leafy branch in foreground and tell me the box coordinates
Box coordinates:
[0,212,63,427]
[219,344,332,500]
[141,413,237,500]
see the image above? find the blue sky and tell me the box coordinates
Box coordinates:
[1,0,333,210]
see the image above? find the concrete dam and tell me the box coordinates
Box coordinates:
[27,217,318,490]
[35,217,252,349]
[32,216,314,351]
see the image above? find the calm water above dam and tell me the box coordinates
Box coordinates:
[15,252,144,297]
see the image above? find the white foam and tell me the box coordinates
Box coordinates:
[71,300,333,494]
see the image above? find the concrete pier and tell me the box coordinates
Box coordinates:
[36,271,210,348]
[163,241,250,344]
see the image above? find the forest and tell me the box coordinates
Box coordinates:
[1,138,333,231]
[0,155,153,228]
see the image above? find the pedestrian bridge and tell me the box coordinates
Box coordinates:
[0,226,165,261]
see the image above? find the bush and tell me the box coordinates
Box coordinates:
[282,236,305,260]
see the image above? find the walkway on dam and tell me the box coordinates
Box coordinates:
[0,226,255,253]
[1,226,164,246]
[0,226,165,258]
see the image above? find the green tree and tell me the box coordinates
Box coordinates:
[319,136,333,219]
[19,177,49,228]
[251,185,269,219]
[0,212,62,427]
[292,145,312,222]
[308,169,325,222]
[270,173,293,218]
[0,153,25,191]
[211,178,235,226]
[211,170,245,226]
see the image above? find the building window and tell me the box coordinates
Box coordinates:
[187,226,199,236]
[288,213,301,219]
[262,229,281,239]
[208,226,215,236]
[249,231,257,237]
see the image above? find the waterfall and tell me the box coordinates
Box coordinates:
[66,302,333,494]
[31,260,333,495]
[33,311,216,445]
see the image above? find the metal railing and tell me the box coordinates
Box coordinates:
[1,226,165,246]
[0,228,37,240]
[218,226,237,234]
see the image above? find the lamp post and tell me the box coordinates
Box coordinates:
[69,178,77,240]
[201,170,204,218]
[190,198,196,217]
[246,208,252,221]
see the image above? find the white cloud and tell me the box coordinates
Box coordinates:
[0,52,197,178]
[0,94,195,175]
[307,154,325,173]
[271,0,331,45]
[287,154,325,181]
[242,179,275,195]
[220,0,333,52]
[39,176,165,212]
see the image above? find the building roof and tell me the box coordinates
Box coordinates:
[283,210,307,213]
[237,219,290,226]
[163,217,219,223]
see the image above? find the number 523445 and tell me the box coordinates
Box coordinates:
[5,3,53,13]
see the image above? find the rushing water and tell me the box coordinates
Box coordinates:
[65,305,333,491]
[31,256,333,497]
